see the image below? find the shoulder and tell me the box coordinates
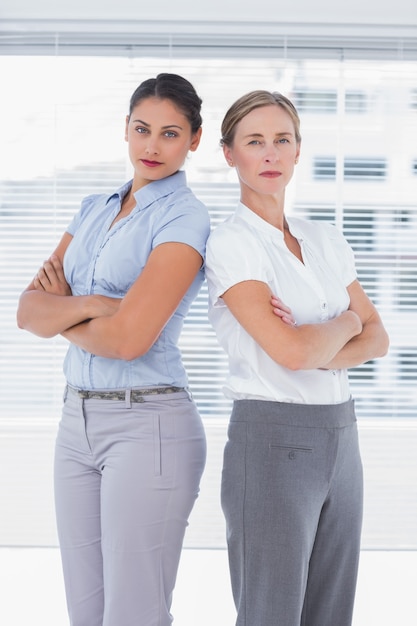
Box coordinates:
[66,192,112,235]
[290,216,337,237]
[169,185,210,220]
[290,216,352,249]
[291,216,356,281]
[152,184,210,254]
[149,173,209,222]
[165,190,211,239]
[206,216,265,281]
[80,192,109,212]
[207,214,258,250]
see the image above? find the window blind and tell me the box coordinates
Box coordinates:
[0,47,416,550]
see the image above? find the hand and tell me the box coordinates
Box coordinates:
[270,294,297,326]
[33,254,72,296]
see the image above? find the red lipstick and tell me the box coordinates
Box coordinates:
[141,159,162,167]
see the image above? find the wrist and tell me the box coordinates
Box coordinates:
[345,310,362,336]
[82,295,98,320]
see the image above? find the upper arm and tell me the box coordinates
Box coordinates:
[347,279,385,329]
[221,279,298,368]
[110,241,203,359]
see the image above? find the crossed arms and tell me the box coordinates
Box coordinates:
[17,232,203,361]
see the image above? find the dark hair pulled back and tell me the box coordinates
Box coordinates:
[128,73,203,133]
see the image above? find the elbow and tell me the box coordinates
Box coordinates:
[16,300,32,333]
[278,347,314,371]
[113,338,152,362]
[268,335,316,371]
[16,300,28,330]
[284,357,313,371]
[16,313,55,338]
[281,355,303,371]
[16,311,25,330]
[117,347,146,361]
[16,310,41,335]
[108,319,162,361]
[377,330,390,358]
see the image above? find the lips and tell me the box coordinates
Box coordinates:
[141,159,162,167]
[260,171,281,178]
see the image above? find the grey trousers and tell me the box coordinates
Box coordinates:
[54,387,206,626]
[221,398,363,626]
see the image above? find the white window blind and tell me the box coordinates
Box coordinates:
[0,43,416,550]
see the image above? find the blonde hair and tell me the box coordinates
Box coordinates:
[221,90,301,147]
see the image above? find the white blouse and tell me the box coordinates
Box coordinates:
[205,202,358,405]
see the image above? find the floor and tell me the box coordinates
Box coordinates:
[0,547,416,625]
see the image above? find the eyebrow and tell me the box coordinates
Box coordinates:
[243,131,293,139]
[131,118,184,130]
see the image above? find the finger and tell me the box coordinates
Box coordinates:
[270,295,292,314]
[278,315,297,326]
[49,254,66,281]
[272,306,292,318]
[42,260,58,283]
[272,307,297,326]
[33,274,45,291]
[38,265,53,286]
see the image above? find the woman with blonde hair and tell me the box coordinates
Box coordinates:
[205,90,389,626]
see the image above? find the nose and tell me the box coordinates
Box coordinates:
[145,138,159,155]
[264,143,279,162]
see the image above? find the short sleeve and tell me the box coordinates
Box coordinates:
[66,194,103,236]
[322,223,357,286]
[152,192,211,259]
[205,221,270,306]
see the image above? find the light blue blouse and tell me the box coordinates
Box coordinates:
[62,170,210,390]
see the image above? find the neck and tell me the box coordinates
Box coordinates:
[240,193,286,231]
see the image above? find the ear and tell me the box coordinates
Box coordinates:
[223,144,234,166]
[189,127,202,152]
[124,115,129,142]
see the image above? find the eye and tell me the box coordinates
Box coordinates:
[164,130,178,138]
[248,139,262,145]
[277,137,290,144]
[135,126,149,134]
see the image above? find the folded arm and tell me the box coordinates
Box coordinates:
[17,233,118,338]
[320,279,389,370]
[222,280,363,371]
[62,242,203,360]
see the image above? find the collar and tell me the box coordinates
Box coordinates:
[106,170,187,210]
[236,202,305,242]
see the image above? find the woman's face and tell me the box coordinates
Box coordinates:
[125,97,202,188]
[223,104,300,199]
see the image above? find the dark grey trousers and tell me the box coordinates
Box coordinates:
[54,387,206,626]
[221,398,363,626]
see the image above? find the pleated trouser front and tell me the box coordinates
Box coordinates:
[54,387,206,626]
[221,398,363,626]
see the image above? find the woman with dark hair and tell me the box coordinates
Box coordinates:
[17,73,210,626]
[205,90,389,626]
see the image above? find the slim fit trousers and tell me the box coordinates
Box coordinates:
[54,386,206,626]
[221,398,363,626]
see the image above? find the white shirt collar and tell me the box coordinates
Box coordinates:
[236,201,304,241]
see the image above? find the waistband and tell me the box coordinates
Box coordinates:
[231,397,356,428]
[66,384,185,403]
